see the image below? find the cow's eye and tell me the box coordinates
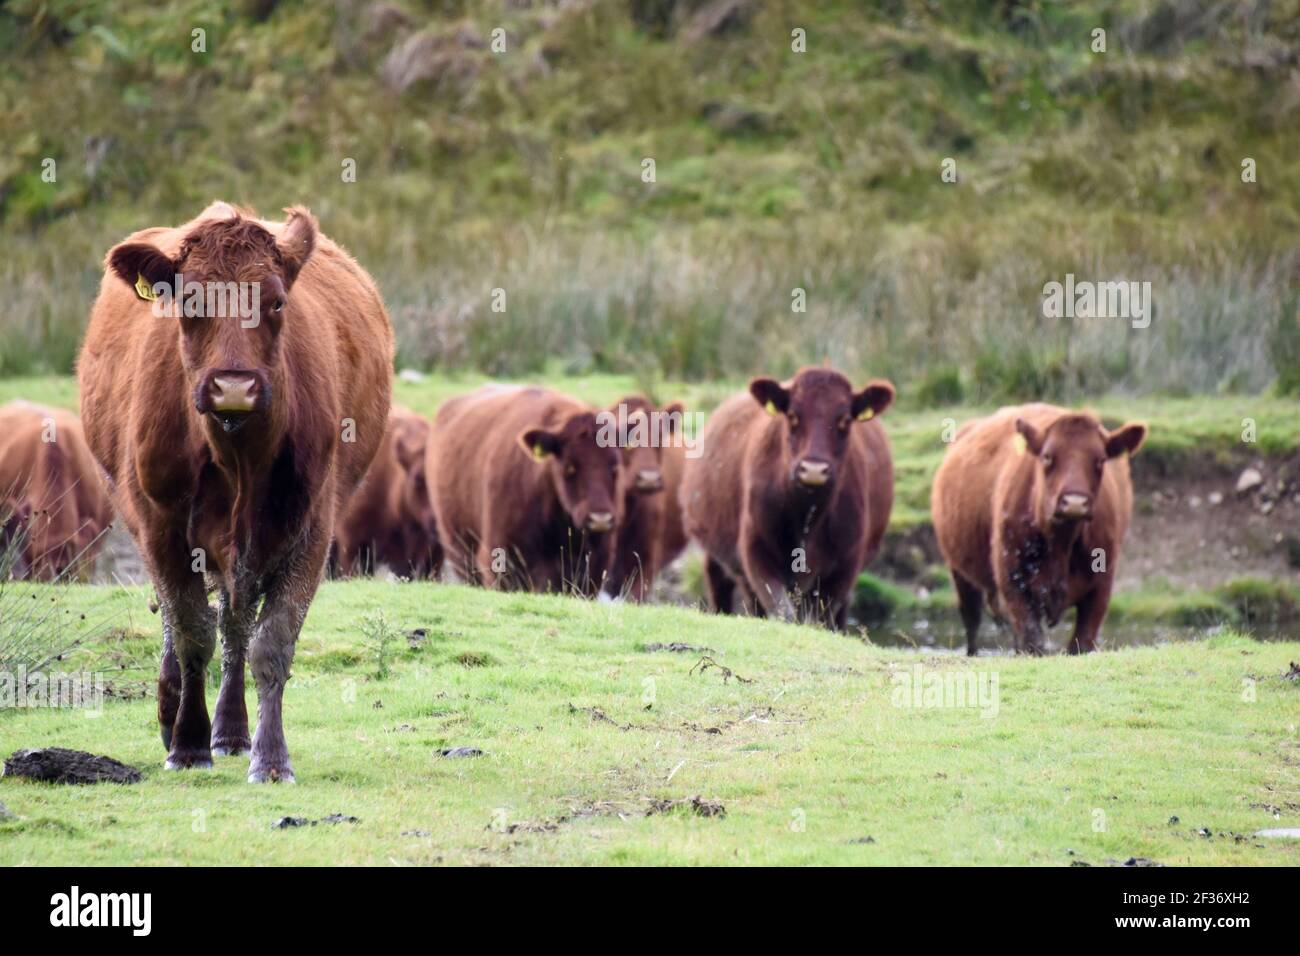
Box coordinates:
[1095,457,1105,474]
[1042,454,1054,470]
[788,413,800,429]
[564,463,576,478]
[270,299,285,314]
[837,415,851,432]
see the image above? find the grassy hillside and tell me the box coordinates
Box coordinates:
[1,580,1298,865]
[2,0,1298,396]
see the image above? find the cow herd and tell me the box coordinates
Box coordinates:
[0,203,1148,780]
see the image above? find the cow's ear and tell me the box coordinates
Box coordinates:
[520,428,563,462]
[662,401,685,435]
[108,242,177,295]
[749,378,789,416]
[277,206,318,288]
[1105,422,1147,458]
[852,380,895,421]
[1014,418,1045,456]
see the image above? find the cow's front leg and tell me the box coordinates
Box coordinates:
[1067,584,1111,655]
[147,525,216,768]
[212,585,256,756]
[161,588,217,769]
[247,530,327,784]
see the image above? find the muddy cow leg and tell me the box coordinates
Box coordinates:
[157,585,217,770]
[952,571,984,656]
[146,522,216,768]
[1067,585,1110,655]
[247,527,328,784]
[740,547,796,622]
[211,585,256,756]
[704,556,736,614]
[157,627,181,750]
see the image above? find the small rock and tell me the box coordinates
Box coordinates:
[440,747,483,758]
[848,835,875,845]
[1207,491,1223,506]
[3,748,142,785]
[1255,827,1300,839]
[1188,495,1202,509]
[1261,500,1274,515]
[1168,815,1180,825]
[1236,467,1263,494]
[1196,827,1213,838]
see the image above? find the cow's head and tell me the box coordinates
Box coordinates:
[108,207,317,436]
[610,396,674,495]
[1015,413,1147,524]
[520,411,621,534]
[750,368,894,491]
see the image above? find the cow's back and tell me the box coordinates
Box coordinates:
[429,386,577,551]
[658,441,689,567]
[680,391,764,569]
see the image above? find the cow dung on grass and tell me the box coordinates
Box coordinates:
[3,748,142,785]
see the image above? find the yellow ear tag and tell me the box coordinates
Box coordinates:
[134,273,158,301]
[532,444,548,461]
[856,408,874,421]
[765,400,777,416]
[1012,433,1027,456]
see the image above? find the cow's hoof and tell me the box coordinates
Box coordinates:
[164,750,214,770]
[211,734,252,757]
[247,767,296,784]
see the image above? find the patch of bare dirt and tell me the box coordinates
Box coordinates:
[1121,456,1300,590]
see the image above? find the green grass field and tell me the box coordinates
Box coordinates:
[2,580,1298,865]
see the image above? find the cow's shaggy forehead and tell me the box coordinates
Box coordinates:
[178,216,285,281]
[1045,414,1105,447]
[789,368,852,403]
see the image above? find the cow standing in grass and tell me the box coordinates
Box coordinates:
[334,406,440,579]
[428,385,621,595]
[0,401,113,580]
[930,403,1146,655]
[78,202,393,781]
[603,396,686,601]
[681,367,895,629]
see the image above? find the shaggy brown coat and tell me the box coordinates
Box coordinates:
[0,402,112,580]
[681,367,894,629]
[428,385,622,596]
[930,403,1146,655]
[78,201,393,780]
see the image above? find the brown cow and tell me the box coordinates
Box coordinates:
[428,385,621,595]
[78,201,393,781]
[334,406,440,579]
[930,403,1147,655]
[0,402,112,580]
[656,403,691,575]
[602,396,685,601]
[681,367,895,629]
